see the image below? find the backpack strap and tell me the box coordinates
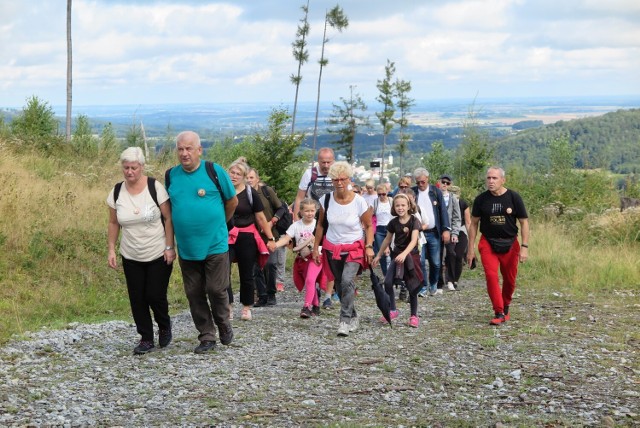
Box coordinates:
[322,192,331,234]
[113,182,123,203]
[147,177,160,208]
[164,167,173,190]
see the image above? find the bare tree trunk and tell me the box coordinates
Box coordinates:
[65,0,72,142]
[311,13,329,165]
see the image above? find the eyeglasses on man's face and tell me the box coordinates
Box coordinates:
[441,180,451,185]
[416,180,427,185]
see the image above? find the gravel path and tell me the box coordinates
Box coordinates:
[1,275,638,427]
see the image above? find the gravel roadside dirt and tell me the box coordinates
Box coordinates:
[1,274,638,427]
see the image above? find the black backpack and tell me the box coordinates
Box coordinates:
[261,186,293,235]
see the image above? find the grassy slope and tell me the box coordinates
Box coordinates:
[0,144,639,344]
[0,145,188,343]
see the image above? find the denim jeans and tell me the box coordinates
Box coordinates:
[420,230,442,292]
[374,225,390,276]
[324,251,360,323]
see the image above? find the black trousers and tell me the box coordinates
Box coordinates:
[228,232,258,306]
[445,232,468,284]
[255,251,277,299]
[122,255,172,342]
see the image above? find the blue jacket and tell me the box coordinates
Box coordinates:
[411,184,451,237]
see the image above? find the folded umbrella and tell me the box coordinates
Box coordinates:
[369,266,392,327]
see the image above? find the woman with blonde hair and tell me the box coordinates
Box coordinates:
[227,158,275,321]
[312,161,375,337]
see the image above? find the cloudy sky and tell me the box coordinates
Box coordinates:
[1,0,639,108]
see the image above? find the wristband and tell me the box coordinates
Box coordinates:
[521,244,528,248]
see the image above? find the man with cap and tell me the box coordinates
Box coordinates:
[437,174,461,291]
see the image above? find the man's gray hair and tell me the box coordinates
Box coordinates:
[175,130,201,148]
[487,166,506,178]
[413,167,430,179]
[120,147,145,165]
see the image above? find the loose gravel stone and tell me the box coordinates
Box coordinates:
[1,277,638,426]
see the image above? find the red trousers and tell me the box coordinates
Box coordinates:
[478,236,520,314]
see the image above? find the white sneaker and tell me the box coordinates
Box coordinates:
[349,317,359,332]
[337,322,350,337]
[446,282,456,291]
[434,289,443,295]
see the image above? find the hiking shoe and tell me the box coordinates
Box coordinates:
[133,340,155,355]
[446,282,456,291]
[322,298,333,309]
[408,315,420,328]
[331,292,340,302]
[349,317,359,332]
[158,328,172,348]
[218,323,234,346]
[276,282,285,292]
[417,287,428,298]
[253,297,268,307]
[490,313,506,325]
[398,287,407,302]
[380,310,399,324]
[194,340,216,354]
[266,294,277,306]
[337,322,350,337]
[433,289,443,296]
[312,305,320,316]
[300,306,313,319]
[241,307,252,321]
[504,305,510,321]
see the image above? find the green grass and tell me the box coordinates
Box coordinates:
[1,142,639,345]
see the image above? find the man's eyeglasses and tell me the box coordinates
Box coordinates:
[416,180,427,185]
[441,180,451,185]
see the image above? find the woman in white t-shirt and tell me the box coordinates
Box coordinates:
[372,184,392,276]
[107,147,176,355]
[312,162,375,337]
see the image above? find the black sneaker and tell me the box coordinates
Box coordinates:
[300,306,312,318]
[253,297,268,307]
[266,294,277,306]
[194,340,216,354]
[133,340,155,355]
[312,305,320,316]
[158,328,172,348]
[218,324,234,346]
[398,287,407,302]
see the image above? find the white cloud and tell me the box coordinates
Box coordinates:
[1,0,638,107]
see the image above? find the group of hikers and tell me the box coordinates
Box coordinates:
[107,130,530,354]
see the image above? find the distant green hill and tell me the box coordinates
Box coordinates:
[494,109,640,173]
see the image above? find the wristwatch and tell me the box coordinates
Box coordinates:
[165,246,174,251]
[365,244,374,249]
[269,237,276,242]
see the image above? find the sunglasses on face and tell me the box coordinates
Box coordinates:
[399,185,408,189]
[441,180,451,185]
[377,193,386,197]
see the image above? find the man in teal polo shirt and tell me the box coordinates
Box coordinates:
[167,131,238,353]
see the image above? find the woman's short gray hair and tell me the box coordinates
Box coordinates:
[329,161,353,180]
[120,147,145,165]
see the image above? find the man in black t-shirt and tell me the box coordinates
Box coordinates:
[467,167,530,325]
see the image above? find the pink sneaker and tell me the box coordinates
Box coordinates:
[379,310,399,324]
[408,315,419,328]
[276,282,285,292]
